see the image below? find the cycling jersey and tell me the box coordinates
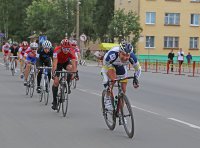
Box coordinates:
[10,46,19,56]
[19,47,30,58]
[101,46,141,84]
[37,48,53,63]
[53,46,76,64]
[24,49,37,64]
[2,45,10,54]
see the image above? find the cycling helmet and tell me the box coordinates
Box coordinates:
[42,40,52,49]
[22,41,29,47]
[119,42,133,54]
[70,40,77,47]
[60,39,71,48]
[13,42,18,46]
[4,43,10,49]
[30,42,38,49]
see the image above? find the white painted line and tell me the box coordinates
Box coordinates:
[131,105,161,116]
[168,118,200,130]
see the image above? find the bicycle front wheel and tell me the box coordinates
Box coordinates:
[29,75,35,98]
[61,84,68,117]
[102,90,116,130]
[11,62,15,76]
[44,78,50,105]
[120,94,134,138]
[72,79,77,89]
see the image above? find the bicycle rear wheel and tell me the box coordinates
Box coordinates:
[26,82,30,95]
[29,75,35,98]
[102,90,116,130]
[120,94,134,138]
[61,83,68,117]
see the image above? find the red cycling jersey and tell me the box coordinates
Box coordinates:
[53,46,76,64]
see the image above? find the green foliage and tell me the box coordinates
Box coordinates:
[108,9,142,49]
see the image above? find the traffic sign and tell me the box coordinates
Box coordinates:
[0,33,5,38]
[39,36,47,44]
[80,34,87,42]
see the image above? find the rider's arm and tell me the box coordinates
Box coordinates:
[129,52,141,79]
[52,52,58,74]
[69,50,77,72]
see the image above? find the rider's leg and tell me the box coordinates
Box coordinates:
[24,63,31,81]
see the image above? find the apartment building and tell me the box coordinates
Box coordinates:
[115,0,200,56]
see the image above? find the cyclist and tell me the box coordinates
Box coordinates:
[51,39,77,110]
[18,41,30,79]
[9,42,19,72]
[36,40,53,93]
[2,43,11,66]
[23,42,38,86]
[101,42,141,111]
[70,39,80,79]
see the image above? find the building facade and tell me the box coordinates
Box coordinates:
[115,0,200,56]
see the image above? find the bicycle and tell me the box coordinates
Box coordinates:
[102,76,138,138]
[4,55,9,70]
[38,66,52,105]
[10,56,18,76]
[55,70,76,117]
[26,63,36,98]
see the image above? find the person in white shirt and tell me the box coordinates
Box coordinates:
[177,48,184,73]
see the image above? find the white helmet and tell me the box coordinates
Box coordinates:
[42,40,52,49]
[30,42,38,49]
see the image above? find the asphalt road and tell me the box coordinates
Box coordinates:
[0,59,200,148]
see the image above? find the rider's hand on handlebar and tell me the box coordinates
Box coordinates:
[133,75,139,89]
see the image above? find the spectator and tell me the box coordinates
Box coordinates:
[168,49,174,72]
[186,52,192,64]
[177,48,184,73]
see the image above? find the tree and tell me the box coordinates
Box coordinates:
[94,0,114,41]
[108,9,142,49]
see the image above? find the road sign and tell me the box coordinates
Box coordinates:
[39,36,47,44]
[0,33,5,38]
[80,34,87,42]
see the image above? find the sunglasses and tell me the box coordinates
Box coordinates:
[31,48,37,50]
[44,47,50,50]
[62,48,70,51]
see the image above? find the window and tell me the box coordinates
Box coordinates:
[165,13,180,25]
[146,36,155,48]
[190,37,199,49]
[164,36,179,48]
[146,12,156,24]
[191,14,199,26]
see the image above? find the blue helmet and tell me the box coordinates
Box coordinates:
[119,42,133,54]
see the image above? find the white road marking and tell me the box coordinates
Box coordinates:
[168,118,200,130]
[131,105,160,116]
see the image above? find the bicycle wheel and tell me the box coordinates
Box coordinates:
[44,78,50,105]
[102,90,116,130]
[6,61,9,70]
[120,94,134,138]
[61,83,68,117]
[57,90,61,113]
[26,81,30,95]
[72,79,77,89]
[29,75,35,98]
[11,61,15,76]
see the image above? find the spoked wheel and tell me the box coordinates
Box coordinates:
[26,82,30,95]
[29,75,35,98]
[72,79,77,89]
[39,86,43,102]
[61,83,68,117]
[57,91,61,113]
[6,61,9,70]
[102,90,116,130]
[120,94,134,138]
[11,62,15,76]
[44,79,50,105]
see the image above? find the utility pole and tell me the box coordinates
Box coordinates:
[76,0,80,46]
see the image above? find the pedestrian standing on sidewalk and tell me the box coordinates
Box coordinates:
[168,49,174,72]
[177,48,184,73]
